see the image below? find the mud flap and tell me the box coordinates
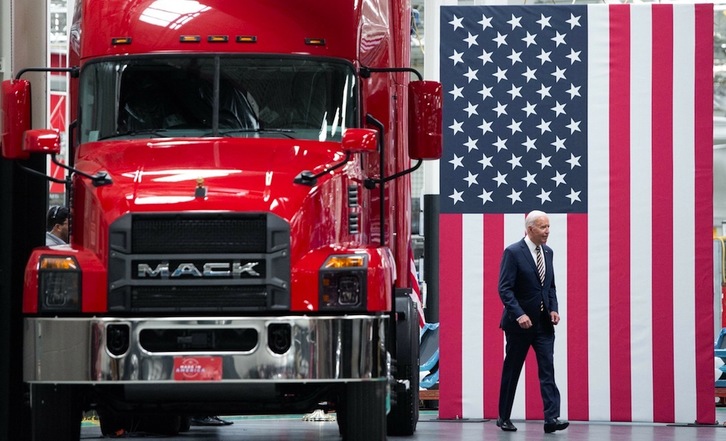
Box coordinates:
[338,380,387,441]
[30,384,82,441]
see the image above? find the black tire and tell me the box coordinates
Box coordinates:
[30,384,82,441]
[338,381,387,441]
[387,293,420,436]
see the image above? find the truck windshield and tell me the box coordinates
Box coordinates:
[78,56,358,143]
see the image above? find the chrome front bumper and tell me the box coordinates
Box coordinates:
[24,315,387,383]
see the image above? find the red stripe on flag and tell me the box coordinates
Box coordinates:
[567,214,589,420]
[608,5,632,422]
[439,214,463,419]
[650,5,675,424]
[482,215,504,417]
[694,3,716,425]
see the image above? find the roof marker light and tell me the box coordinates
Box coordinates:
[208,35,229,43]
[111,37,132,45]
[180,35,202,43]
[236,35,257,43]
[304,38,326,46]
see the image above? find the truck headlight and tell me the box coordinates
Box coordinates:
[38,256,81,312]
[319,255,367,310]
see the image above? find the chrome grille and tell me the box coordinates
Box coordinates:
[131,215,267,254]
[108,212,290,312]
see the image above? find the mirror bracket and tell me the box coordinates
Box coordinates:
[294,151,352,187]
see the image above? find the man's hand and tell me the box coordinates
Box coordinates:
[550,311,560,325]
[517,314,532,329]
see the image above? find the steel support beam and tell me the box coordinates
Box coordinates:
[0,1,48,440]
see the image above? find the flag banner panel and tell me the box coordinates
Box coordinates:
[438,3,714,424]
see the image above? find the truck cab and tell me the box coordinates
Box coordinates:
[0,1,442,440]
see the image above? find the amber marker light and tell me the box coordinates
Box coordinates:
[39,255,79,270]
[180,35,202,43]
[323,255,366,269]
[304,38,326,46]
[207,35,229,43]
[236,35,257,43]
[111,37,132,45]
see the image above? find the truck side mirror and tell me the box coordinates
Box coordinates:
[24,129,61,155]
[342,128,378,153]
[1,79,32,159]
[408,80,442,160]
[295,128,378,186]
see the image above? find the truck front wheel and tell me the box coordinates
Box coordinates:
[387,292,420,436]
[30,384,82,441]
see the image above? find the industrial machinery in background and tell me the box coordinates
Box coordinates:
[0,1,442,439]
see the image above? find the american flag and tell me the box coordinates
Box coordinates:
[438,4,714,424]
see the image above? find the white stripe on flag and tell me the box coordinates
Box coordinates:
[672,4,697,423]
[461,214,484,418]
[629,5,655,423]
[586,4,611,422]
[548,214,568,420]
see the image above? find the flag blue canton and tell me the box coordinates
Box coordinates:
[440,6,588,214]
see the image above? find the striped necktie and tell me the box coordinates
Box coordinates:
[535,246,545,285]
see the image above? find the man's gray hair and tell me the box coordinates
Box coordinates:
[525,210,548,228]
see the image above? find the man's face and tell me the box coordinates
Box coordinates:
[528,216,550,246]
[58,219,69,242]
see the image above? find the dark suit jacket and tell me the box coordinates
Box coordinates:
[498,238,558,333]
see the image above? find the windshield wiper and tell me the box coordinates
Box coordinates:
[206,128,296,139]
[100,129,169,140]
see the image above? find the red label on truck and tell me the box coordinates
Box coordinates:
[173,356,222,381]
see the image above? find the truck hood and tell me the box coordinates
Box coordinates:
[75,137,348,220]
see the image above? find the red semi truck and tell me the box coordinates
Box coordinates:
[0,0,441,440]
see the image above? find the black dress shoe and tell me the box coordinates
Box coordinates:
[496,418,517,432]
[544,418,569,433]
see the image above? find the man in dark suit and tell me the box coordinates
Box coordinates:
[496,210,568,433]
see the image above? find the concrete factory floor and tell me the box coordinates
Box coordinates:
[78,406,726,440]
